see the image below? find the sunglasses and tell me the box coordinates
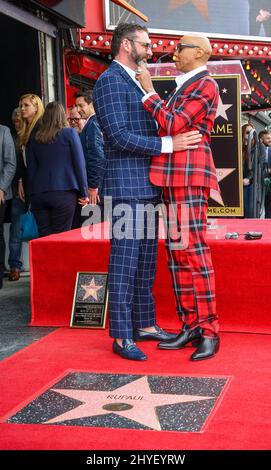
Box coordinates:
[175,43,200,53]
[126,38,152,50]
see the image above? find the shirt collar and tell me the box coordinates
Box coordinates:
[85,112,95,124]
[114,60,137,80]
[175,65,207,89]
[114,59,146,93]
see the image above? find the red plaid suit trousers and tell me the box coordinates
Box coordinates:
[162,186,219,337]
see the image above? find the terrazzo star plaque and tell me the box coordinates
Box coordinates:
[7,372,230,432]
[70,273,108,328]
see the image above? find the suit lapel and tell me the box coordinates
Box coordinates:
[167,70,210,107]
[110,61,145,97]
[165,87,178,106]
[81,116,91,140]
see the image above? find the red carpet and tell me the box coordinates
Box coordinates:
[0,328,270,450]
[29,219,271,334]
[4,218,268,450]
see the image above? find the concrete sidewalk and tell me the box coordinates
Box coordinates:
[0,276,55,361]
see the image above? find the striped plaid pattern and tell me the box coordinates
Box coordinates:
[108,199,159,339]
[162,186,219,337]
[144,71,219,190]
[93,61,164,339]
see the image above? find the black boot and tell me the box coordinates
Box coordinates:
[157,326,202,350]
[190,336,220,361]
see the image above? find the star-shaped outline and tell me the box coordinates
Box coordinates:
[215,96,233,121]
[210,168,236,206]
[81,277,103,301]
[44,376,214,430]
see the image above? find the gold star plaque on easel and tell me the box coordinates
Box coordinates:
[70,272,108,328]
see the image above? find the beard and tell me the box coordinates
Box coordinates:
[130,45,147,65]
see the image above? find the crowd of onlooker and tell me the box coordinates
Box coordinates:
[0,91,106,289]
[242,123,271,218]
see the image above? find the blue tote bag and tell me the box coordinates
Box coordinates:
[20,208,39,241]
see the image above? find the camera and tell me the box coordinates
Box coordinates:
[244,231,262,240]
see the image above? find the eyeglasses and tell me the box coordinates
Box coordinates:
[175,43,200,53]
[68,117,84,123]
[126,38,152,50]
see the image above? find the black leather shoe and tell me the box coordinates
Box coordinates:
[113,339,147,361]
[157,326,202,350]
[133,325,177,342]
[190,336,220,361]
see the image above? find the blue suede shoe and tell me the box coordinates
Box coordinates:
[134,325,177,342]
[113,339,147,361]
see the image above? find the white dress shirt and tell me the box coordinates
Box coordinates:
[142,65,207,105]
[114,60,172,153]
[140,65,207,151]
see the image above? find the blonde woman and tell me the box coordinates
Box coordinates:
[18,94,44,203]
[27,101,89,236]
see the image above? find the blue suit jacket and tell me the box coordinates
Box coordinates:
[27,127,88,197]
[79,114,106,190]
[93,61,162,199]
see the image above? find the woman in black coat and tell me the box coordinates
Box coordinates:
[27,102,89,237]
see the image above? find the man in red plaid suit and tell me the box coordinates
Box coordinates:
[136,34,220,360]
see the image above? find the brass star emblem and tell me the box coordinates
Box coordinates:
[81,278,103,301]
[168,0,209,21]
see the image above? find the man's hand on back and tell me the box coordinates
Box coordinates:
[172,130,202,151]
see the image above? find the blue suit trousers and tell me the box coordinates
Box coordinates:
[108,198,160,339]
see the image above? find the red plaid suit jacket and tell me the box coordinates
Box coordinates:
[144,70,219,190]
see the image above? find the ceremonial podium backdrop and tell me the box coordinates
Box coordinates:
[152,74,243,217]
[30,219,271,334]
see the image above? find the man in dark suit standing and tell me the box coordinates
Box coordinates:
[74,91,106,212]
[93,23,202,361]
[136,34,220,361]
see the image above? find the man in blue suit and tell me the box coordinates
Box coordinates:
[74,91,106,207]
[93,23,202,361]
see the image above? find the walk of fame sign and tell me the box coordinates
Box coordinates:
[6,372,231,432]
[150,73,243,217]
[70,273,108,328]
[208,75,243,217]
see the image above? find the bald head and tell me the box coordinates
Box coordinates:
[174,34,212,72]
[181,35,212,60]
